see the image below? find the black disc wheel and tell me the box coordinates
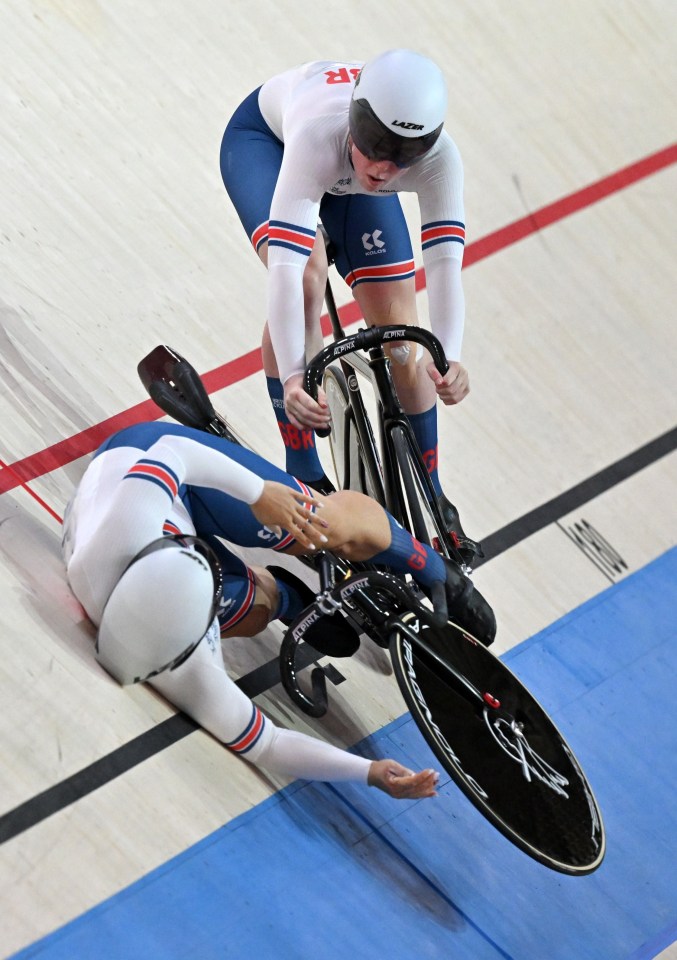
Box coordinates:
[389,611,605,875]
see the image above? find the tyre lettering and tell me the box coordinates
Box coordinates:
[402,638,489,800]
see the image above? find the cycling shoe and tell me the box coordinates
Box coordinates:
[442,557,496,647]
[437,493,484,567]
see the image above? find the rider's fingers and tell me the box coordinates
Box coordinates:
[295,388,327,414]
[292,490,321,508]
[288,390,330,424]
[291,525,316,550]
[425,360,445,386]
[392,768,439,798]
[287,407,330,431]
[298,513,328,540]
[297,518,327,544]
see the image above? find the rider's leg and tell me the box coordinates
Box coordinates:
[166,422,491,643]
[321,192,442,485]
[289,490,493,644]
[198,535,314,637]
[220,94,332,490]
[352,278,481,561]
[170,422,446,592]
[216,564,312,639]
[321,192,480,560]
[352,276,443,495]
[286,489,447,588]
[211,499,494,647]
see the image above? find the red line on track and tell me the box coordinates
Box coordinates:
[1,143,675,500]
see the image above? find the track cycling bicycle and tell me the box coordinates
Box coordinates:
[316,274,480,568]
[137,336,605,876]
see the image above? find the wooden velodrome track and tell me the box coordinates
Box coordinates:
[1,2,676,957]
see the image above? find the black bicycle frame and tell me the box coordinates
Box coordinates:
[309,278,461,562]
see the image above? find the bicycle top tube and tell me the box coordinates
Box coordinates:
[304,324,449,400]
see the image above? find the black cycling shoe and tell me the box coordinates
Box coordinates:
[437,493,484,567]
[270,565,361,656]
[442,558,496,647]
[299,473,336,496]
[302,612,362,658]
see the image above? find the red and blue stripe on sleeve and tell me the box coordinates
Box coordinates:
[123,459,180,503]
[421,220,465,251]
[251,221,269,253]
[225,703,266,755]
[268,220,316,257]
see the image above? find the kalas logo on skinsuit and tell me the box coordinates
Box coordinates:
[361,229,385,253]
[392,120,424,130]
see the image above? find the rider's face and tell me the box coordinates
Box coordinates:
[349,139,402,191]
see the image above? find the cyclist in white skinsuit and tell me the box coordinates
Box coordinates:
[254,59,465,393]
[63,422,454,799]
[221,49,482,563]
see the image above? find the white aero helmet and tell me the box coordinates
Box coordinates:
[349,49,447,168]
[96,535,223,685]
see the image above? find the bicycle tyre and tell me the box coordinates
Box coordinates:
[389,611,605,875]
[323,365,354,491]
[323,365,382,499]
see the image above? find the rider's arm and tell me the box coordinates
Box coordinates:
[147,435,265,502]
[150,622,438,798]
[423,257,465,361]
[149,624,371,782]
[410,133,466,361]
[265,120,340,383]
[66,435,320,622]
[266,253,309,383]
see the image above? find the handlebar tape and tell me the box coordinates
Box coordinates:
[304,325,449,402]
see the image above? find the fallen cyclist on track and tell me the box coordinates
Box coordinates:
[62,421,495,801]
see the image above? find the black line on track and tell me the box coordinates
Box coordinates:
[476,425,677,564]
[1,425,675,844]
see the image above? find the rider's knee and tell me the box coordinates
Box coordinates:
[220,567,277,639]
[320,491,389,558]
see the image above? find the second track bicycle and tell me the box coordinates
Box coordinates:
[137,343,606,876]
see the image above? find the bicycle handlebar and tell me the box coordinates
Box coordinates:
[279,567,449,717]
[303,324,449,401]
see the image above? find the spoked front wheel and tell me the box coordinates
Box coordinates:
[389,612,605,875]
[323,364,382,499]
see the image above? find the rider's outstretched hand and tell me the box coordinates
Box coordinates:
[426,359,469,405]
[283,373,331,431]
[251,480,328,551]
[368,759,439,799]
